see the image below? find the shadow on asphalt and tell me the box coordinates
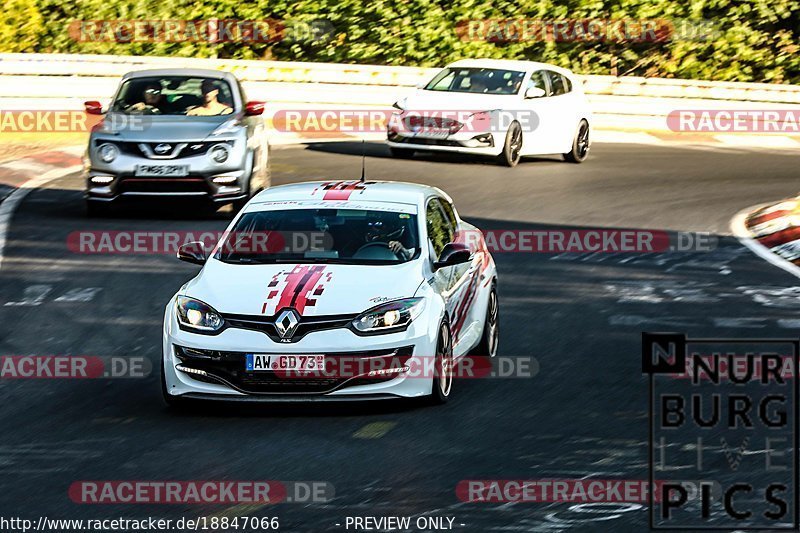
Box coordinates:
[161,398,431,418]
[303,141,565,166]
[88,198,237,221]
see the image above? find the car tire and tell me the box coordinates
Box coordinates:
[427,322,454,405]
[470,283,499,357]
[563,120,590,163]
[497,121,522,167]
[389,147,415,159]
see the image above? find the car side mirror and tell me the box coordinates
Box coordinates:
[433,242,471,271]
[84,101,104,115]
[245,101,265,116]
[177,241,207,265]
[524,87,546,99]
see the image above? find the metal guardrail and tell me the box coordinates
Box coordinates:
[2,53,800,103]
[1,53,800,134]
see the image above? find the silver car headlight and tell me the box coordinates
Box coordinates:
[175,296,224,333]
[209,143,230,164]
[97,143,119,163]
[351,297,425,335]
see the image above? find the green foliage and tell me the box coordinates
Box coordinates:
[0,0,45,52]
[2,0,799,83]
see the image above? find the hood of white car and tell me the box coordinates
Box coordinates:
[402,89,521,111]
[182,259,425,317]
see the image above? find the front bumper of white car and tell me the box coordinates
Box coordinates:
[387,130,504,156]
[161,299,440,401]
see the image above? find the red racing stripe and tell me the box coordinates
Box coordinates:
[276,265,311,311]
[294,266,327,314]
[451,273,480,342]
[323,181,361,200]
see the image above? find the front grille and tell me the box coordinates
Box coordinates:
[221,312,357,343]
[391,136,463,147]
[118,178,210,194]
[174,345,414,394]
[94,140,230,159]
[405,115,461,130]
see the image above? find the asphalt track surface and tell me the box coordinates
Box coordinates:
[1,141,800,532]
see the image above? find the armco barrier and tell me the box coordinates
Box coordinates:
[2,53,800,132]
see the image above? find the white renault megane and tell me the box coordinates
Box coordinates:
[161,180,498,405]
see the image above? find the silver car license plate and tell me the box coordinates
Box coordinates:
[134,164,189,177]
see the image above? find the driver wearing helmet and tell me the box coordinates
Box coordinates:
[126,82,164,114]
[365,216,413,260]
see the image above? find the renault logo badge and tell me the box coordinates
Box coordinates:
[274,308,300,339]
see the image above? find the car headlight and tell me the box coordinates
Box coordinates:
[209,143,230,164]
[175,296,224,333]
[351,297,425,335]
[97,143,119,163]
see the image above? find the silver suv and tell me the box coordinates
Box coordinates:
[83,68,270,215]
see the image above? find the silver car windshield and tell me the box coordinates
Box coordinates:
[110,76,235,116]
[424,68,525,95]
[215,209,420,265]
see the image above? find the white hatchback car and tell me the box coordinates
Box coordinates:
[161,180,498,405]
[387,59,591,167]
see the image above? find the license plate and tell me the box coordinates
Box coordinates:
[134,164,189,177]
[412,128,450,139]
[246,354,325,372]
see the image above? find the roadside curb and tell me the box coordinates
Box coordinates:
[0,147,83,199]
[0,147,84,270]
[730,200,800,280]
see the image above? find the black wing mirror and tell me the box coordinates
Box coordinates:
[177,241,207,265]
[433,242,471,271]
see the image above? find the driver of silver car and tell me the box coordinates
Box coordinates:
[126,82,164,114]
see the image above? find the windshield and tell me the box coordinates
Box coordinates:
[215,208,420,265]
[424,67,526,95]
[110,76,235,116]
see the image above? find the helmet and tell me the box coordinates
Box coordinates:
[365,215,405,242]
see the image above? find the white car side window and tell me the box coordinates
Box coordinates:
[528,71,550,97]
